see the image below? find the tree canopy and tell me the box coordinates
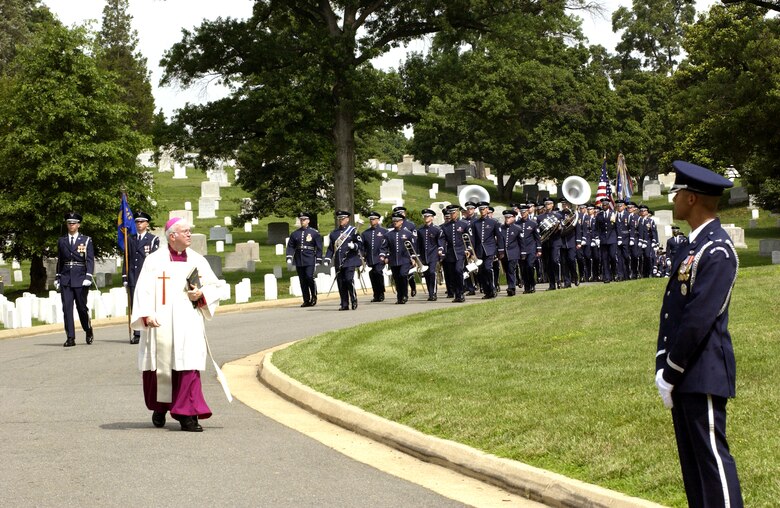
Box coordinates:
[0,22,148,291]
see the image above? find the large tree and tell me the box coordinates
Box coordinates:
[96,0,155,135]
[406,10,614,201]
[160,1,565,223]
[0,23,148,292]
[668,3,780,209]
[0,0,54,74]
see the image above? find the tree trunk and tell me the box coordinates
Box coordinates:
[333,98,355,229]
[494,168,516,202]
[29,254,47,294]
[474,160,487,180]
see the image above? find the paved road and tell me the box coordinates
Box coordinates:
[0,297,484,507]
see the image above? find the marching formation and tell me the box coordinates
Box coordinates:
[287,196,688,309]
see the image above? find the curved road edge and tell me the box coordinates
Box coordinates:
[226,343,666,508]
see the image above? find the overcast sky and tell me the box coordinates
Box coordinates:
[43,0,717,119]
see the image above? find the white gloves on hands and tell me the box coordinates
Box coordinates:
[347,242,355,250]
[82,280,92,287]
[54,280,60,290]
[655,369,674,409]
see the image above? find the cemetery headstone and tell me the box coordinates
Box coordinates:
[190,233,208,256]
[169,210,194,227]
[209,226,228,241]
[173,162,187,179]
[267,222,290,245]
[759,239,780,256]
[204,255,223,278]
[728,187,749,205]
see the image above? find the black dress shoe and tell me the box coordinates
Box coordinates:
[410,288,417,297]
[152,411,166,428]
[507,290,516,296]
[130,335,140,345]
[395,300,405,304]
[351,301,358,310]
[370,297,381,302]
[445,293,453,298]
[452,296,465,303]
[301,301,311,307]
[338,306,349,311]
[311,296,317,306]
[179,416,203,432]
[427,296,435,301]
[548,286,556,291]
[431,295,437,301]
[378,295,384,302]
[467,290,476,296]
[85,329,94,345]
[63,337,76,347]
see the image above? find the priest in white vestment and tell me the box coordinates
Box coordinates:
[131,218,220,432]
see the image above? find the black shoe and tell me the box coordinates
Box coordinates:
[481,294,492,300]
[402,296,408,303]
[564,284,572,288]
[467,290,476,296]
[130,335,140,345]
[63,337,76,348]
[395,300,405,304]
[603,280,611,284]
[410,288,417,297]
[445,293,453,298]
[152,411,166,428]
[529,287,536,293]
[507,290,516,296]
[351,301,358,310]
[85,328,94,345]
[427,296,435,301]
[370,297,381,302]
[301,301,311,307]
[452,296,465,303]
[548,285,556,291]
[311,296,317,306]
[574,279,580,286]
[378,295,384,302]
[179,416,203,432]
[338,306,349,311]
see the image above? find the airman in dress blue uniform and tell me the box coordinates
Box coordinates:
[417,209,444,301]
[627,202,641,279]
[558,199,578,288]
[55,212,94,347]
[384,212,414,304]
[655,160,742,507]
[614,199,632,280]
[325,210,363,310]
[360,211,389,302]
[286,212,323,308]
[665,224,689,262]
[595,198,618,282]
[536,198,563,290]
[497,209,521,296]
[441,205,469,302]
[123,212,161,343]
[392,206,418,297]
[638,205,659,277]
[461,201,478,295]
[470,201,499,299]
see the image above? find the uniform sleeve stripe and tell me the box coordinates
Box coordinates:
[656,349,666,357]
[667,357,684,373]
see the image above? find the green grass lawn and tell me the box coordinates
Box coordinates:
[272,264,780,507]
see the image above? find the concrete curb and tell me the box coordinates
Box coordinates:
[258,348,665,508]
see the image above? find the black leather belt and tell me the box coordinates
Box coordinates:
[300,246,316,251]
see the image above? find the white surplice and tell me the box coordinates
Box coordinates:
[130,247,220,402]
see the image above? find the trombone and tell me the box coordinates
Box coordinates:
[404,239,428,294]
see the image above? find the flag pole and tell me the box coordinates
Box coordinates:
[120,191,133,341]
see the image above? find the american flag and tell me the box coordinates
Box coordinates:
[595,158,615,209]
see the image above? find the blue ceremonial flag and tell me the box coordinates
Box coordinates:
[117,193,136,252]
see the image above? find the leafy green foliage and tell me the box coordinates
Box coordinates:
[0,23,147,291]
[95,0,155,135]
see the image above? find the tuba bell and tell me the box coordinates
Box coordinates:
[561,176,591,206]
[458,184,490,209]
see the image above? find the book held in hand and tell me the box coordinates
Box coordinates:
[185,267,201,308]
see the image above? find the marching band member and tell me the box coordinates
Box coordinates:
[596,197,618,283]
[517,204,542,293]
[461,201,479,295]
[416,208,445,301]
[325,210,363,311]
[497,209,521,296]
[627,202,641,279]
[574,203,588,284]
[393,206,418,297]
[441,205,469,303]
[360,211,388,302]
[470,201,499,299]
[536,198,563,290]
[615,199,632,281]
[286,212,323,308]
[384,212,414,304]
[558,199,578,288]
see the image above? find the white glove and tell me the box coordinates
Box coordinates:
[655,369,674,409]
[618,240,623,246]
[286,256,293,264]
[54,280,60,290]
[315,258,322,266]
[82,280,92,287]
[123,281,128,287]
[323,258,331,266]
[347,242,355,250]
[630,240,635,246]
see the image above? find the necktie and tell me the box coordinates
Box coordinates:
[70,236,74,247]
